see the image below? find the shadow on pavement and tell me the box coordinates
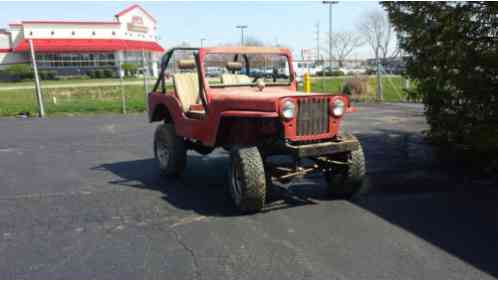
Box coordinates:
[95,151,325,217]
[352,130,498,278]
[96,128,498,277]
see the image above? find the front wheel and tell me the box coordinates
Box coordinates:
[154,123,186,176]
[325,144,366,198]
[228,146,267,212]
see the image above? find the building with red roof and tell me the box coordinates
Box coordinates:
[0,4,165,77]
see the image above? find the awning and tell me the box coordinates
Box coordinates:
[13,39,164,53]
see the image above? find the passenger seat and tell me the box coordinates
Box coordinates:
[221,62,251,85]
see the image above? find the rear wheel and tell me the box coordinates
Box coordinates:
[325,144,366,198]
[228,146,266,212]
[154,123,186,176]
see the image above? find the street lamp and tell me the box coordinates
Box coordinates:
[200,38,206,47]
[236,25,248,46]
[323,1,338,72]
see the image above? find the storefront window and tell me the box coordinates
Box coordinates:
[36,52,116,68]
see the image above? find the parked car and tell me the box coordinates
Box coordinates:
[148,47,366,212]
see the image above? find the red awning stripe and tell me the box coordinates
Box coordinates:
[13,39,164,53]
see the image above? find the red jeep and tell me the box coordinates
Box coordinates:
[148,47,366,212]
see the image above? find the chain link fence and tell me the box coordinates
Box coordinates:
[0,48,160,117]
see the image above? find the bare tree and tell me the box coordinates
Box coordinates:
[357,9,398,63]
[328,31,364,67]
[244,36,265,47]
[357,9,398,101]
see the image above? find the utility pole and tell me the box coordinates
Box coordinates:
[200,38,206,48]
[323,1,338,73]
[236,25,248,46]
[142,49,149,113]
[28,39,45,118]
[118,60,126,114]
[376,47,383,101]
[315,22,320,63]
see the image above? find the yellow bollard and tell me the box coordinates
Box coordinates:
[304,72,311,93]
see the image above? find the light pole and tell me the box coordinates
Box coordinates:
[236,25,248,46]
[200,38,206,47]
[323,1,338,73]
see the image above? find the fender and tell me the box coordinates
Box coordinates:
[148,92,183,123]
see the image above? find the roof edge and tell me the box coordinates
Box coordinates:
[21,20,120,25]
[115,4,157,23]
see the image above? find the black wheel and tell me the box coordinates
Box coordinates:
[154,123,186,176]
[228,146,267,212]
[325,143,366,198]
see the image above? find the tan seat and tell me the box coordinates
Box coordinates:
[221,74,252,85]
[173,72,200,111]
[221,61,252,85]
[172,60,204,118]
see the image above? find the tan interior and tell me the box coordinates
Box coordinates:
[221,74,252,85]
[173,59,202,114]
[226,61,243,71]
[221,61,251,85]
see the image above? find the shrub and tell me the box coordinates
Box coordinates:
[342,75,369,95]
[330,70,345,76]
[121,63,138,77]
[384,2,498,173]
[103,69,114,78]
[316,70,345,77]
[5,64,33,81]
[39,70,57,80]
[342,75,372,101]
[94,70,103,79]
[86,70,96,79]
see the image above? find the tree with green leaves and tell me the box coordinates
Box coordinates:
[382,2,498,172]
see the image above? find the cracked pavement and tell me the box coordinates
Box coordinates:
[0,103,497,279]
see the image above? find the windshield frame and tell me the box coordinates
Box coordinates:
[200,48,296,90]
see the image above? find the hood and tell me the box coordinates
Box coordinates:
[209,87,335,112]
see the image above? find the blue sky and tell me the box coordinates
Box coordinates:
[0,1,384,59]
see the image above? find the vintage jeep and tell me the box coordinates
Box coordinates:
[148,47,366,212]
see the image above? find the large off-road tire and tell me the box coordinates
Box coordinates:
[326,144,366,198]
[228,146,267,212]
[154,123,186,176]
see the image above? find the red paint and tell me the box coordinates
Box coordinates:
[115,4,157,23]
[21,20,120,25]
[0,48,12,53]
[13,39,164,53]
[148,47,351,147]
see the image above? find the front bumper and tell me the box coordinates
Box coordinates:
[285,134,360,158]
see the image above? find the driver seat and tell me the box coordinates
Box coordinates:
[173,60,205,119]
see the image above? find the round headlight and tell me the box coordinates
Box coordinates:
[281,100,296,120]
[332,99,345,117]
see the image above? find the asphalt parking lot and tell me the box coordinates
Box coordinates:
[0,103,496,279]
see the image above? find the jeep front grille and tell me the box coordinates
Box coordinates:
[296,98,329,136]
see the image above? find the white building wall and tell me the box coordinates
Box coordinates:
[0,53,28,69]
[0,33,11,49]
[8,25,23,47]
[116,7,157,42]
[0,5,163,75]
[23,23,121,40]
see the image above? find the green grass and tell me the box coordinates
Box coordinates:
[0,75,414,117]
[0,78,144,88]
[299,75,413,102]
[0,85,151,116]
